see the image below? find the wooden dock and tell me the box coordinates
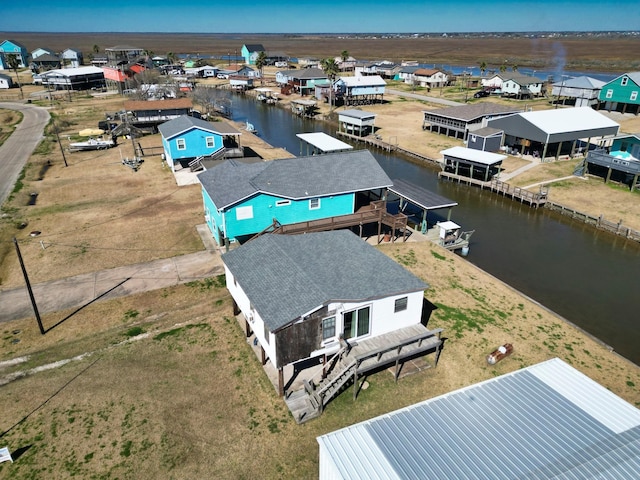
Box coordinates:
[438,172,548,207]
[336,131,398,152]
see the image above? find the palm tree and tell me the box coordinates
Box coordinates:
[6,54,24,99]
[499,63,508,74]
[92,44,100,54]
[340,50,350,71]
[511,64,519,72]
[167,52,178,66]
[255,51,267,85]
[321,57,339,111]
[478,61,487,77]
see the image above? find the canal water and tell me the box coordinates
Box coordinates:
[225,91,640,365]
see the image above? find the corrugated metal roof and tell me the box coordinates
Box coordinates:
[518,107,619,136]
[317,358,640,479]
[339,109,377,120]
[296,132,353,152]
[441,146,507,165]
[222,230,428,332]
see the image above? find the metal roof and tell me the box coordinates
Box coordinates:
[317,358,640,480]
[552,75,606,90]
[441,146,507,165]
[488,107,620,144]
[296,132,353,153]
[222,230,428,332]
[339,109,377,120]
[340,75,386,87]
[388,178,458,211]
[198,150,392,210]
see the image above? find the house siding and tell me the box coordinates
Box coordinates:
[599,74,640,105]
[220,192,356,243]
[165,127,224,167]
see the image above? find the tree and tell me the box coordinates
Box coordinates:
[478,61,487,77]
[255,51,267,84]
[321,57,339,111]
[499,63,508,74]
[6,54,24,99]
[340,50,350,71]
[92,44,100,54]
[167,52,178,65]
[511,64,519,72]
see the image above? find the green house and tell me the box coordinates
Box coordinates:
[598,72,640,115]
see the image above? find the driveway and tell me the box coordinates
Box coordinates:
[0,102,50,205]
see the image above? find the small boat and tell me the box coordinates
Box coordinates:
[69,136,116,152]
[245,122,258,134]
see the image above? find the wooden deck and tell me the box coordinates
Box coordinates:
[336,131,398,152]
[285,324,443,424]
[438,172,548,207]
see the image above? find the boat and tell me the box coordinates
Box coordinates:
[69,136,116,152]
[435,221,474,255]
[245,122,258,135]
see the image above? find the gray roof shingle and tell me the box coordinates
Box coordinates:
[158,116,240,139]
[222,230,428,331]
[198,150,392,209]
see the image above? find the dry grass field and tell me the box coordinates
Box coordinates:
[0,33,639,478]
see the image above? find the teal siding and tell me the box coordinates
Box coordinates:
[202,186,224,244]
[599,75,640,105]
[167,127,224,162]
[217,192,355,243]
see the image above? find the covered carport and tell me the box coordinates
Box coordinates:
[296,132,353,155]
[387,178,458,233]
[488,107,619,162]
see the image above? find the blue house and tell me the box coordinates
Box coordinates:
[158,116,242,172]
[0,39,29,70]
[197,150,393,246]
[241,44,265,65]
[335,75,386,106]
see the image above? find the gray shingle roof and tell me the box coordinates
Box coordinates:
[317,357,640,479]
[158,116,239,139]
[198,150,392,209]
[424,103,522,122]
[222,230,428,331]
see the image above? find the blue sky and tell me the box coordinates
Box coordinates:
[1,1,639,33]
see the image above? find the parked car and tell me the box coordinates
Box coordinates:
[474,90,490,98]
[217,73,229,79]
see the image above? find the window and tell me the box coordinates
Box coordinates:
[275,200,291,207]
[343,306,370,340]
[235,205,253,220]
[621,77,628,86]
[176,138,186,150]
[606,89,613,99]
[394,297,408,313]
[631,91,638,101]
[322,317,336,341]
[309,198,320,210]
[205,136,215,148]
[264,323,270,345]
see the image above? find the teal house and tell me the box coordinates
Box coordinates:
[158,116,241,172]
[598,72,640,115]
[198,150,392,246]
[241,44,265,65]
[0,39,29,70]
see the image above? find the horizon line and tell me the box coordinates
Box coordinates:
[2,30,639,35]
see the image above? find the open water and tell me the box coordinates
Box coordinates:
[224,91,640,365]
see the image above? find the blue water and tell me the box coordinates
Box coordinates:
[225,92,640,365]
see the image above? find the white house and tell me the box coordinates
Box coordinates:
[0,73,13,89]
[500,74,544,98]
[222,230,428,373]
[410,68,448,88]
[61,48,84,68]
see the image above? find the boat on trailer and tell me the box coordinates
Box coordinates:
[69,136,116,152]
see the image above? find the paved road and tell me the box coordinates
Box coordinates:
[0,102,50,205]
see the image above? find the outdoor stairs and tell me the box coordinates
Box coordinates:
[286,326,444,424]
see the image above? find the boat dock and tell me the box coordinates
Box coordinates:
[438,172,548,207]
[336,131,398,152]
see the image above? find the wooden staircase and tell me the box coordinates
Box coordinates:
[287,327,443,423]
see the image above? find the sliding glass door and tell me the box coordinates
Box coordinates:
[343,306,371,340]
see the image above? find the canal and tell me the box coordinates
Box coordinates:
[225,91,640,365]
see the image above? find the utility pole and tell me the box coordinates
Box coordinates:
[53,119,68,167]
[13,238,45,335]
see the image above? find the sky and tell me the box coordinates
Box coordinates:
[2,1,639,33]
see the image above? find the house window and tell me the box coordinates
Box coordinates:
[309,198,320,210]
[343,306,370,340]
[394,297,408,313]
[176,138,186,150]
[322,316,336,341]
[606,89,613,99]
[621,77,628,86]
[631,91,638,101]
[235,205,253,220]
[264,323,270,345]
[205,136,215,148]
[275,200,291,207]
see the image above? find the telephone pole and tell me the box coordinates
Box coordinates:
[13,238,45,335]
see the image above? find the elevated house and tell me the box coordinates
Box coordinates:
[338,109,377,137]
[105,45,144,66]
[598,71,640,115]
[585,133,640,191]
[276,68,327,96]
[441,146,507,181]
[488,107,620,161]
[334,75,386,106]
[30,53,61,72]
[410,68,448,89]
[480,72,505,91]
[222,230,437,407]
[197,150,392,246]
[124,98,193,132]
[0,39,29,70]
[241,44,265,65]
[500,73,544,99]
[40,66,105,91]
[30,47,54,60]
[317,357,640,479]
[551,75,605,108]
[158,115,241,172]
[61,48,84,68]
[423,103,521,141]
